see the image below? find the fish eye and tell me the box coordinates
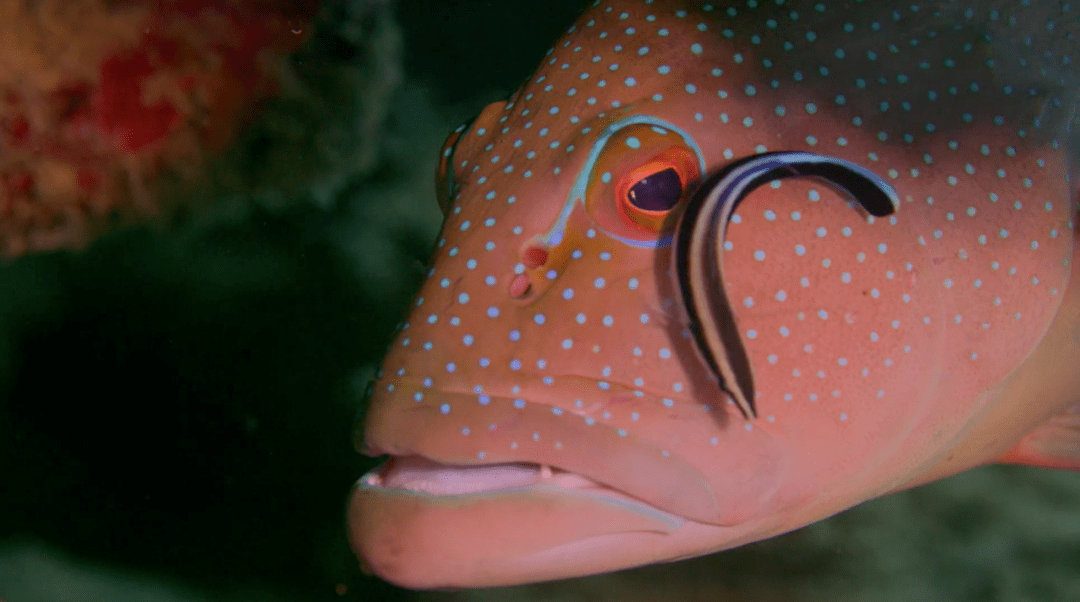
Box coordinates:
[580,120,703,245]
[614,146,697,232]
[435,118,474,216]
[627,169,681,211]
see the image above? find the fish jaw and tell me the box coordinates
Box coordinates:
[347,458,769,589]
[347,459,689,589]
[359,384,793,527]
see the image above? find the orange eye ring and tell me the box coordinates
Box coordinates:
[614,146,700,232]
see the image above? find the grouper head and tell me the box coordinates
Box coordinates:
[348,0,1080,588]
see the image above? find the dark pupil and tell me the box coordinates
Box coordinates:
[627,168,682,211]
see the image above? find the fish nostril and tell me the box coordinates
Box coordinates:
[510,244,548,299]
[523,245,548,269]
[509,274,531,298]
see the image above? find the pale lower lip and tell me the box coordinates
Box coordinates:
[349,457,706,589]
[360,380,733,523]
[358,455,688,528]
[362,456,573,495]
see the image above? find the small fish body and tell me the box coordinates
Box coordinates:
[349,0,1080,588]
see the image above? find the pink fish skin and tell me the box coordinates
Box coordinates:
[348,0,1080,589]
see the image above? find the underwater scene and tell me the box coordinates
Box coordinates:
[0,1,1078,601]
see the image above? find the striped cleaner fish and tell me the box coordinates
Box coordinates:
[348,0,1080,589]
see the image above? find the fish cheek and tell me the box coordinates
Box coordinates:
[718,180,948,474]
[655,164,952,508]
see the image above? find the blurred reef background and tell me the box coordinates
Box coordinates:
[0,1,1078,602]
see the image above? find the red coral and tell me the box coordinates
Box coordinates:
[0,0,320,256]
[95,39,184,153]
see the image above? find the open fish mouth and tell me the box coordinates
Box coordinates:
[362,456,591,496]
[357,455,687,526]
[360,453,700,528]
[348,453,712,589]
[357,381,737,524]
[357,375,794,527]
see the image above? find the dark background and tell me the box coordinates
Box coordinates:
[0,0,585,599]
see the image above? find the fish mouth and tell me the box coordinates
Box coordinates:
[357,384,729,525]
[355,377,794,527]
[348,454,711,589]
[352,388,789,587]
[361,456,586,497]
[358,455,688,527]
